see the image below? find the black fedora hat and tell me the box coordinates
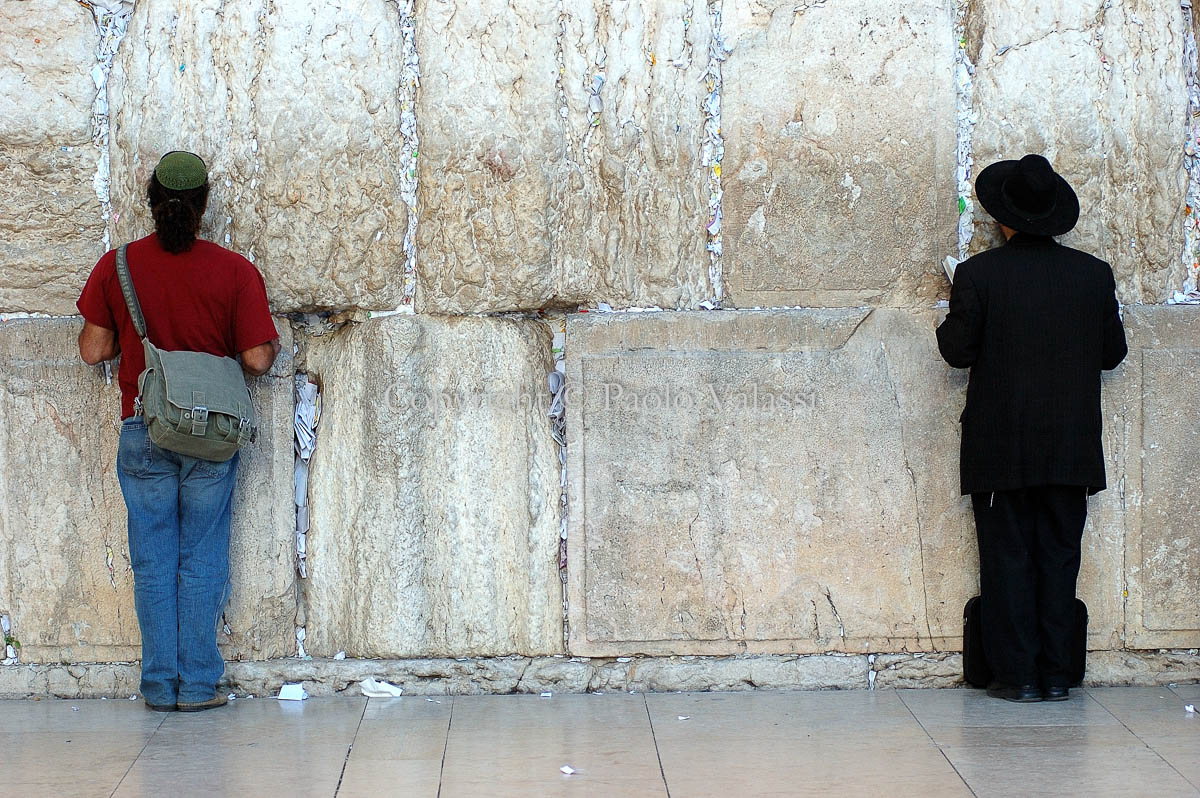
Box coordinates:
[975,154,1079,237]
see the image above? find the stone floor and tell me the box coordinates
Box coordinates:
[2,685,1197,797]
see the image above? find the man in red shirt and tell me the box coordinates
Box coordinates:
[77,151,279,712]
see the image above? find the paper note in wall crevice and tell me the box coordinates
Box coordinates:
[943,255,961,284]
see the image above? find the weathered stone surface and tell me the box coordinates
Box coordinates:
[416,0,712,313]
[1122,307,1200,649]
[302,315,562,658]
[628,655,869,692]
[0,0,106,314]
[517,659,595,694]
[1083,650,1200,687]
[871,653,965,689]
[556,0,713,308]
[0,318,296,663]
[966,0,1188,303]
[0,663,141,699]
[567,309,956,655]
[109,0,408,312]
[224,657,536,698]
[721,0,957,308]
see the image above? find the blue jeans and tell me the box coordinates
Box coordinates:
[116,417,239,705]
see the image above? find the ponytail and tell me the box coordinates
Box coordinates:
[146,173,209,254]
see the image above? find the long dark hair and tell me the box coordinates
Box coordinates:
[147,173,209,254]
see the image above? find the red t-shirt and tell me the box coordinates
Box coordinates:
[77,234,279,419]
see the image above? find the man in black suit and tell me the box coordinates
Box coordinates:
[937,154,1128,703]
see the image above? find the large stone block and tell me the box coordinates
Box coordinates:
[302,315,562,658]
[965,0,1188,303]
[565,308,1129,656]
[1122,306,1200,648]
[224,325,298,660]
[567,309,947,655]
[0,318,296,663]
[416,0,712,313]
[109,0,409,312]
[720,0,957,308]
[0,0,106,314]
[0,321,132,661]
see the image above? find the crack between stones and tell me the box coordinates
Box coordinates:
[1180,0,1200,297]
[541,313,570,651]
[701,0,728,307]
[954,1,976,260]
[389,0,421,309]
[79,0,134,250]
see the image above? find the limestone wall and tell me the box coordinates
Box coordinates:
[0,0,1197,692]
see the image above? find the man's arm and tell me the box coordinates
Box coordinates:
[78,321,119,364]
[936,266,984,369]
[1100,270,1127,371]
[241,338,281,377]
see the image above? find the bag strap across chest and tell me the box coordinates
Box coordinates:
[114,244,149,341]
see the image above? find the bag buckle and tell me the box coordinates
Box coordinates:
[237,416,251,444]
[191,405,209,436]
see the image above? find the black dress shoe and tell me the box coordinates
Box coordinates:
[986,682,1043,703]
[1043,685,1069,702]
[144,700,177,712]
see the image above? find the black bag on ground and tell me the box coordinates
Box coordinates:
[962,596,1088,688]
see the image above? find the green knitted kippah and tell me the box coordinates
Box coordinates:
[154,151,207,190]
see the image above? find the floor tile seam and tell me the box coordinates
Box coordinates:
[642,692,673,798]
[1084,687,1200,794]
[894,687,980,798]
[108,711,170,798]
[333,697,370,797]
[435,695,455,798]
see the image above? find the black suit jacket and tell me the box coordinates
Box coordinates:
[936,233,1127,496]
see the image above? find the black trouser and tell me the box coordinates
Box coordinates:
[971,485,1088,688]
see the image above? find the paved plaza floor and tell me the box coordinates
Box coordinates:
[2,685,1197,797]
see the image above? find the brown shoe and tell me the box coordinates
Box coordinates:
[177,694,229,712]
[144,700,177,712]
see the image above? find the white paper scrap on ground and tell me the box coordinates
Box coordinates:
[278,683,308,701]
[560,765,576,776]
[678,715,690,721]
[1186,704,1195,714]
[360,677,404,698]
[541,692,553,698]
